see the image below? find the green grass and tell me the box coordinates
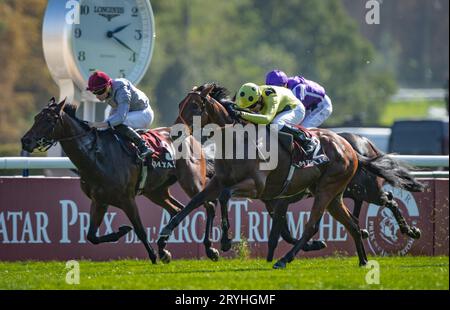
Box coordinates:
[380,99,447,126]
[0,256,447,290]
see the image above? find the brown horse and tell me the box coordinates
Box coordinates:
[158,85,406,269]
[180,84,424,262]
[170,83,424,263]
[21,97,220,263]
[175,88,327,257]
[341,133,424,238]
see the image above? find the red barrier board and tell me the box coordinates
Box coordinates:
[434,179,449,255]
[0,177,447,261]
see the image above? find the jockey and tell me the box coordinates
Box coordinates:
[86,71,154,160]
[266,70,333,128]
[233,82,317,154]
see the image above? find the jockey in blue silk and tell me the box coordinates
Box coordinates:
[86,71,154,160]
[266,70,333,129]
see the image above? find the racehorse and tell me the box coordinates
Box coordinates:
[181,84,424,262]
[21,97,220,263]
[158,84,410,269]
[175,88,327,257]
[341,133,424,239]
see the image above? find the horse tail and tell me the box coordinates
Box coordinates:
[356,153,426,192]
[365,137,384,156]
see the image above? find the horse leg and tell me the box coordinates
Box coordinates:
[265,200,296,244]
[384,192,421,239]
[87,202,131,244]
[352,199,363,219]
[122,200,157,264]
[267,200,289,262]
[158,177,224,262]
[327,195,368,266]
[264,200,327,252]
[203,201,220,261]
[273,192,332,269]
[217,177,264,252]
[145,188,182,218]
[351,199,369,239]
[219,189,232,252]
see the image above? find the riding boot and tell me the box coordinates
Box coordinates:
[281,125,317,156]
[115,125,154,160]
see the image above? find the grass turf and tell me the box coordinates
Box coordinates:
[0,256,448,290]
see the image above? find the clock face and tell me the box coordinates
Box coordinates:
[70,0,155,84]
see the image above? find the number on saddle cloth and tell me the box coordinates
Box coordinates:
[282,125,329,169]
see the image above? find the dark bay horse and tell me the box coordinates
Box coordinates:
[341,133,424,239]
[172,84,424,263]
[158,85,407,269]
[21,97,220,263]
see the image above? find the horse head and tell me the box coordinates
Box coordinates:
[21,97,67,152]
[177,83,237,131]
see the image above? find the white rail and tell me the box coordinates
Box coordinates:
[391,155,449,168]
[0,156,449,170]
[0,157,76,170]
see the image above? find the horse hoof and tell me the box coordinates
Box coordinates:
[119,226,132,234]
[311,240,327,251]
[220,240,232,252]
[207,248,220,262]
[161,250,172,264]
[273,260,287,269]
[359,260,368,267]
[361,229,369,239]
[410,227,422,239]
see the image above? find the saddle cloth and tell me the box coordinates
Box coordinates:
[117,129,176,169]
[289,124,329,169]
[139,130,176,169]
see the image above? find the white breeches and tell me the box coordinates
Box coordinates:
[301,95,333,129]
[272,104,306,130]
[107,105,154,130]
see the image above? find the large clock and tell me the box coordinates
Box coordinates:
[43,0,156,90]
[42,0,155,159]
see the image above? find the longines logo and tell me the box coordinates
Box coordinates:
[365,185,420,256]
[94,6,124,21]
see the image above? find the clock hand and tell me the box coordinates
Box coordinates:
[111,35,136,54]
[110,23,131,35]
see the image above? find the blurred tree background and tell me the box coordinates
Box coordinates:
[0,0,448,155]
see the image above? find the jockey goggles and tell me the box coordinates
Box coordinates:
[92,87,108,96]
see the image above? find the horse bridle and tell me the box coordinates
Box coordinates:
[34,107,94,152]
[178,91,212,132]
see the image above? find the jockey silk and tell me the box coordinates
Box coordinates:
[240,86,303,125]
[105,79,151,127]
[288,76,326,110]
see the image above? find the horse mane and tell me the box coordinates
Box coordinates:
[197,83,232,103]
[63,103,91,131]
[196,82,246,124]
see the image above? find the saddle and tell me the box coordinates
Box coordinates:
[118,129,176,169]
